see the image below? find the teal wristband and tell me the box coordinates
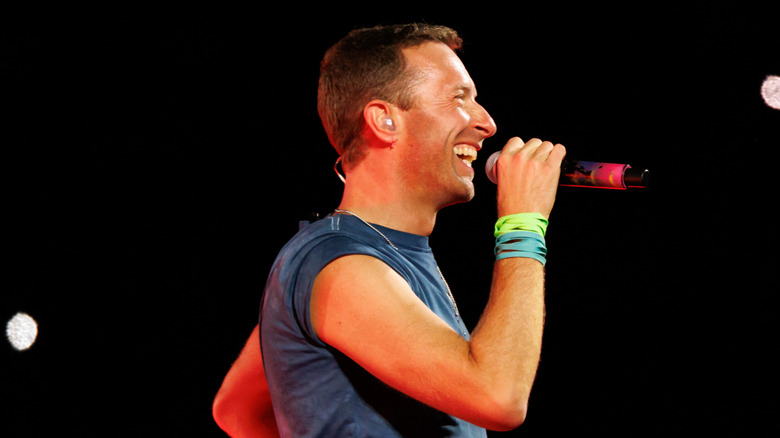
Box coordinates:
[494,231,548,265]
[494,213,549,238]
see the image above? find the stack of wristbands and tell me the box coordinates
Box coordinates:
[494,213,548,265]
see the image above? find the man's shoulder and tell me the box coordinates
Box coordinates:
[271,215,386,277]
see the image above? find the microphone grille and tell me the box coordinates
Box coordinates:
[485,151,501,184]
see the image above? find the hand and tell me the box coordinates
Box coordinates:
[495,137,566,219]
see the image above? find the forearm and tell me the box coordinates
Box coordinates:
[464,137,561,419]
[468,257,545,420]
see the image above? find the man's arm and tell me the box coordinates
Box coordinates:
[311,138,564,431]
[212,324,279,438]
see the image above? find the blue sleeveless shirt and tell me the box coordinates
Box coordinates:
[259,214,486,437]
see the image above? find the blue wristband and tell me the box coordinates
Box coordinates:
[495,231,548,265]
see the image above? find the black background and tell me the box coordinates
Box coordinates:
[3,4,778,436]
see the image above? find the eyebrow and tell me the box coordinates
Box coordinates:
[454,84,477,97]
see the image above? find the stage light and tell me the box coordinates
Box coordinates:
[761,75,780,110]
[6,312,38,351]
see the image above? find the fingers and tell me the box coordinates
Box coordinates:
[501,137,565,163]
[527,139,553,160]
[500,137,525,155]
[524,139,567,164]
[549,142,567,163]
[494,137,566,218]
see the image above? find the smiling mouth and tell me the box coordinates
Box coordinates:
[454,145,477,167]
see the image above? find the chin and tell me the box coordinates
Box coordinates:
[443,182,475,207]
[461,189,476,203]
[463,177,476,198]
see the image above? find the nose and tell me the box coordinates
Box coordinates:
[472,102,497,139]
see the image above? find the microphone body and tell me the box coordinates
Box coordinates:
[484,151,649,190]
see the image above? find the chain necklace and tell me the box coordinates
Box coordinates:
[334,209,398,251]
[333,209,462,320]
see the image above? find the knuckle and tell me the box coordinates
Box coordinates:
[503,137,525,153]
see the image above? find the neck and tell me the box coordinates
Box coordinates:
[337,165,439,237]
[336,202,438,237]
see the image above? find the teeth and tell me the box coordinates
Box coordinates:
[454,145,477,165]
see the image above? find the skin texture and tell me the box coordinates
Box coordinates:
[213,41,565,435]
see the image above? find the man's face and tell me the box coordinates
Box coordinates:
[398,42,497,209]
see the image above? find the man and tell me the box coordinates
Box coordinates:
[214,23,565,437]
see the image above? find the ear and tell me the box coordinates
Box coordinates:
[363,100,400,145]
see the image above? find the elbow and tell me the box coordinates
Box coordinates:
[461,359,535,430]
[473,386,529,431]
[213,385,243,435]
[212,390,230,432]
[486,397,528,431]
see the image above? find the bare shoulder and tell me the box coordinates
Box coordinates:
[310,254,428,342]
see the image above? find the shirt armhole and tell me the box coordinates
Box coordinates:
[292,238,371,346]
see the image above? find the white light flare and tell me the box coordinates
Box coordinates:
[761,75,780,110]
[6,312,38,351]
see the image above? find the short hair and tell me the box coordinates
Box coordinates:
[317,23,463,167]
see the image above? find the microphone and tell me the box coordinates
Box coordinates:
[485,151,650,190]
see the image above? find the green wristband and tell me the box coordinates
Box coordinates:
[494,213,549,238]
